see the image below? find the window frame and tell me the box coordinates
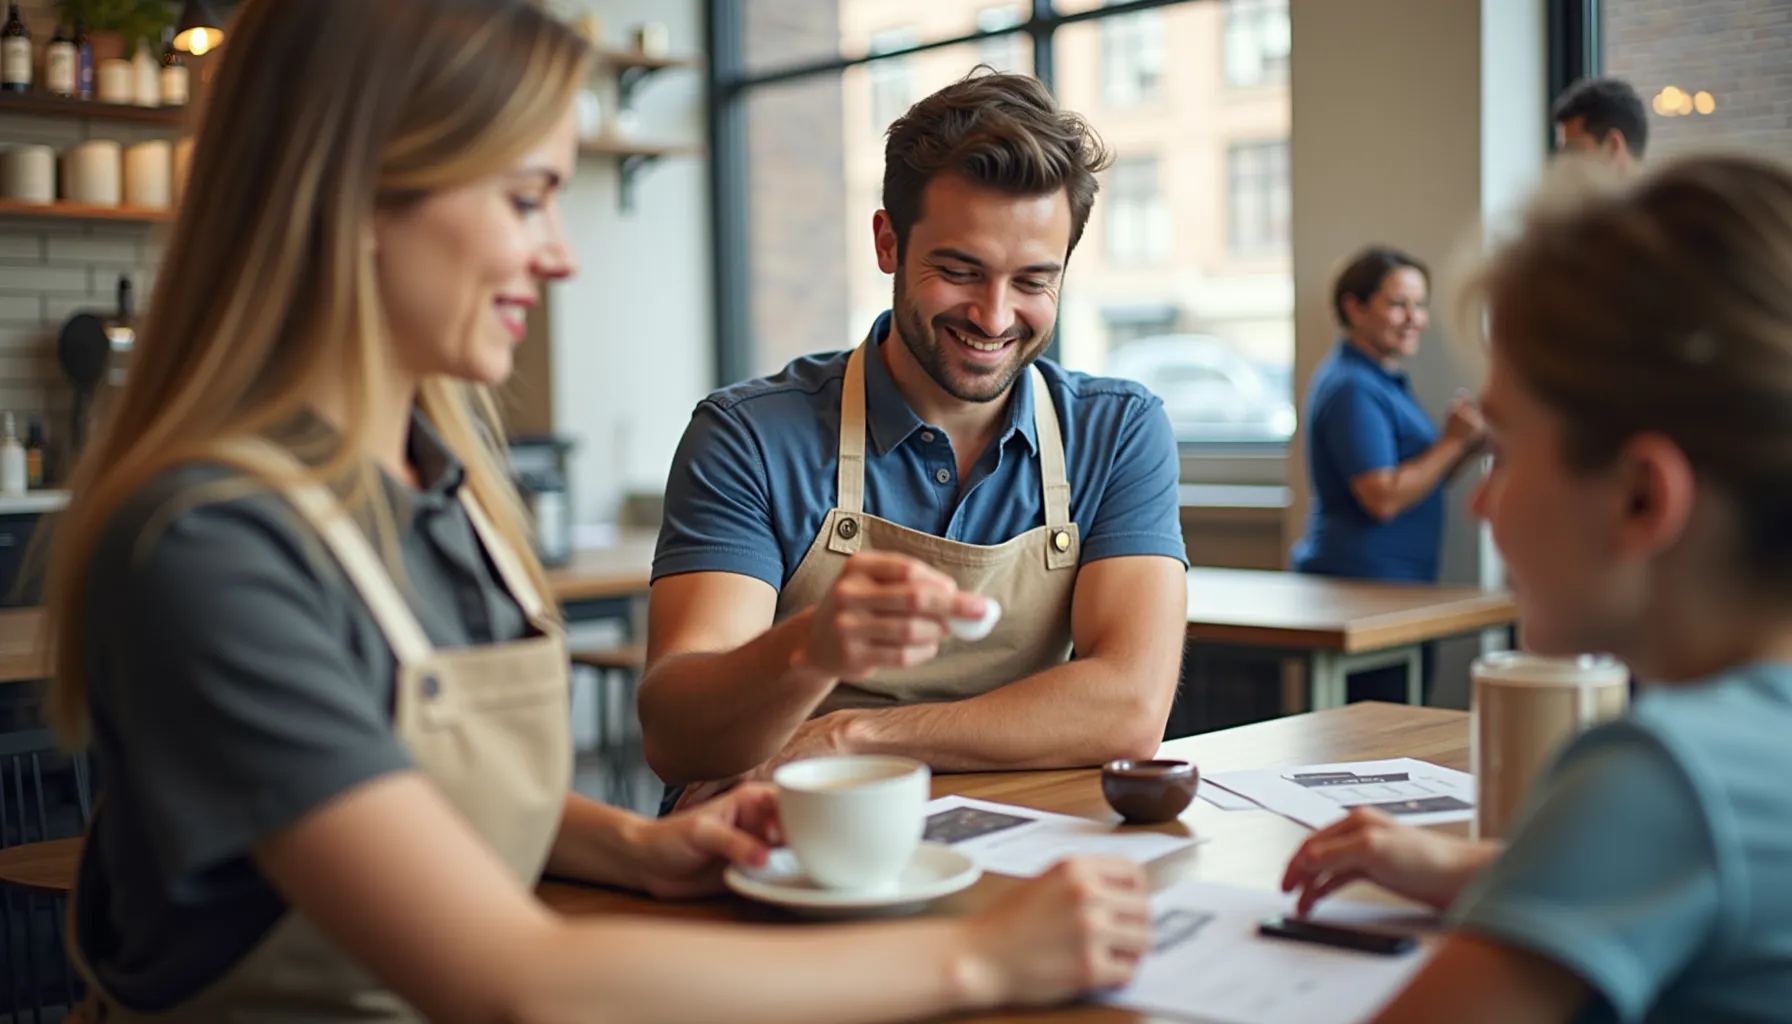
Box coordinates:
[1226,138,1290,260]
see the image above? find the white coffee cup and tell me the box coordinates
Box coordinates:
[773,755,929,892]
[1471,651,1629,840]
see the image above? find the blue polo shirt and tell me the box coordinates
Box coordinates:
[654,312,1187,589]
[1447,664,1792,1022]
[1291,341,1444,582]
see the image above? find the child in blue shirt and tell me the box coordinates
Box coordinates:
[1281,151,1792,1022]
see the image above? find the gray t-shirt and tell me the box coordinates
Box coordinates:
[74,417,530,1011]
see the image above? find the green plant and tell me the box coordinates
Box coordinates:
[55,0,178,50]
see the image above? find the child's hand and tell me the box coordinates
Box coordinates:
[1281,808,1500,916]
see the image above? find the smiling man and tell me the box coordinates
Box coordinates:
[638,71,1189,809]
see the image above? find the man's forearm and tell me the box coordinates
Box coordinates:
[637,610,839,785]
[837,657,1171,772]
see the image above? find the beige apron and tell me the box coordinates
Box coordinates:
[782,343,1080,714]
[71,441,573,1022]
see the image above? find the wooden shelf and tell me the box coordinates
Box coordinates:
[0,199,172,223]
[578,138,702,160]
[0,92,187,125]
[577,138,702,213]
[597,50,699,73]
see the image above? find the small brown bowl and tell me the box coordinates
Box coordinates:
[1101,759,1199,824]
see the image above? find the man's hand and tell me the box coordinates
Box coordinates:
[626,783,783,899]
[797,552,987,682]
[672,711,864,811]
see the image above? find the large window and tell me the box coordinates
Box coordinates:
[1228,140,1290,258]
[1223,0,1290,87]
[714,1,1295,449]
[976,5,1027,74]
[1100,5,1167,107]
[1106,156,1172,267]
[1599,0,1792,160]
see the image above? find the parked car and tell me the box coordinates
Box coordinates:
[1105,334,1297,443]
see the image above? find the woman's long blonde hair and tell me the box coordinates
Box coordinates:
[42,0,592,744]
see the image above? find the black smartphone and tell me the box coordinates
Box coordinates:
[1257,916,1417,956]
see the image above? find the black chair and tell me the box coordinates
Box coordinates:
[0,728,93,1024]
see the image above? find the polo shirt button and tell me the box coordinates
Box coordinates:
[935,468,951,484]
[837,517,859,539]
[421,674,442,699]
[920,431,935,443]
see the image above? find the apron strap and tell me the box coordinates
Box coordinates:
[1028,366,1078,571]
[459,488,555,627]
[216,438,436,667]
[836,344,870,517]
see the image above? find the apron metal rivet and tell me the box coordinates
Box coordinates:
[422,675,442,699]
[1053,531,1070,553]
[837,518,859,540]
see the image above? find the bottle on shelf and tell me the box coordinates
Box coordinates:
[1,3,30,94]
[45,16,75,97]
[158,27,187,106]
[131,36,158,106]
[0,413,28,496]
[23,418,44,490]
[73,14,92,100]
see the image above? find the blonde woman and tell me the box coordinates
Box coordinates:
[1283,153,1792,1020]
[43,1,1150,1020]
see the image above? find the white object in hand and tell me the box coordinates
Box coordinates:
[947,598,1002,641]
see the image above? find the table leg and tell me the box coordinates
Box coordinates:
[1308,650,1345,710]
[1404,646,1424,706]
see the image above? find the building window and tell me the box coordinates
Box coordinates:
[1101,6,1166,107]
[1106,156,1172,267]
[975,6,1025,74]
[867,28,920,134]
[1224,0,1291,88]
[1228,140,1289,258]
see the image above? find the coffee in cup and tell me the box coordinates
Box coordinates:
[1471,651,1629,840]
[772,755,930,892]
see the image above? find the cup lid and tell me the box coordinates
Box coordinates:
[1471,650,1628,686]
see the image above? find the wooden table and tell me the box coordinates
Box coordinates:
[544,530,656,605]
[0,534,659,685]
[538,702,1469,1023]
[1185,568,1519,711]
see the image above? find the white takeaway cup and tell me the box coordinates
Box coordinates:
[1471,651,1629,840]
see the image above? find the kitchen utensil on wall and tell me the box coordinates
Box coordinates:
[57,313,109,457]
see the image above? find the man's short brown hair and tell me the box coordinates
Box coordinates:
[882,69,1112,261]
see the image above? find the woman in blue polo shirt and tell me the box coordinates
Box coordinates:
[1292,247,1485,700]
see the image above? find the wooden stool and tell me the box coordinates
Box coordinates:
[570,645,646,806]
[0,835,82,896]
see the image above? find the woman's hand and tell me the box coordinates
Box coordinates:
[626,783,783,900]
[956,857,1153,1010]
[1281,808,1500,916]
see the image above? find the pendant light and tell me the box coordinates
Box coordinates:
[172,0,224,56]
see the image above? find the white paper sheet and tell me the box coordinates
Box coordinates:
[1198,781,1259,810]
[922,795,1200,877]
[1203,758,1475,830]
[1100,879,1440,1024]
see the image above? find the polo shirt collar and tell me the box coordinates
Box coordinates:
[862,310,1040,457]
[1338,338,1411,388]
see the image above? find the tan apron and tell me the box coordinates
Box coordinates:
[782,343,1080,714]
[71,441,573,1022]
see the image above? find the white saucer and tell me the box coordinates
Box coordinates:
[724,842,981,918]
